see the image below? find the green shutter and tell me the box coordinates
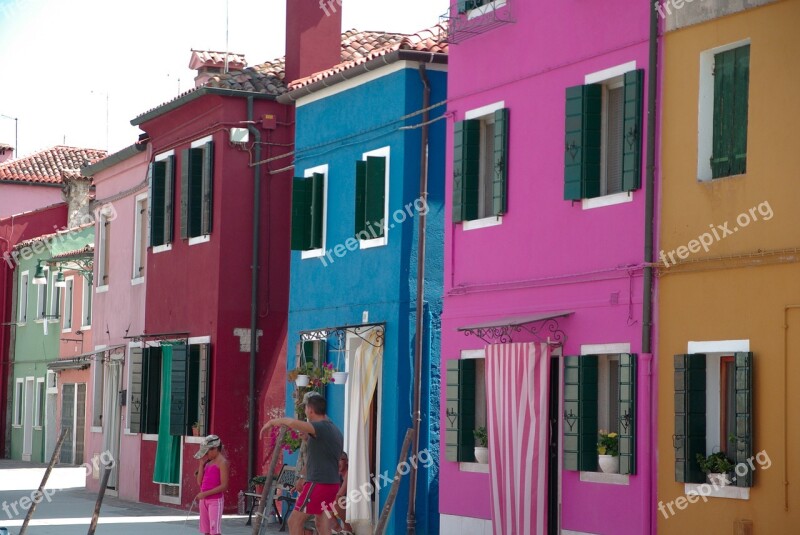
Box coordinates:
[734,351,753,487]
[170,343,188,436]
[366,156,386,238]
[309,173,325,250]
[150,162,166,248]
[492,108,509,216]
[674,353,706,483]
[291,177,311,251]
[711,46,750,179]
[186,345,200,436]
[180,150,190,239]
[163,155,175,244]
[731,46,750,176]
[622,70,644,192]
[618,353,637,475]
[453,120,480,222]
[563,355,598,471]
[142,347,163,435]
[201,141,214,235]
[445,359,476,462]
[355,161,367,235]
[564,84,601,200]
[198,344,210,435]
[129,347,144,433]
[302,340,327,367]
[189,148,204,237]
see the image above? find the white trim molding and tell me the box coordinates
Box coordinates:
[581,343,631,355]
[359,147,390,249]
[462,215,502,231]
[301,164,329,260]
[585,61,637,85]
[465,101,505,121]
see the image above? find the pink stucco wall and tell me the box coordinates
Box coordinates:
[0,184,63,219]
[441,1,655,533]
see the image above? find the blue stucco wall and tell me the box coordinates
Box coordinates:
[287,65,446,535]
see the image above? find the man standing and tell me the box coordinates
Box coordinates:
[261,392,343,535]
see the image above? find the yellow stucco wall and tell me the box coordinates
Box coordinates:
[658,0,800,533]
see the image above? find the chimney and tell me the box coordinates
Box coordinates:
[61,170,93,229]
[285,0,343,84]
[0,143,13,163]
[189,50,248,88]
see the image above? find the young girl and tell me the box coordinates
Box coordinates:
[194,435,229,535]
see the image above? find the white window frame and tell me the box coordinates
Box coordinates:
[34,377,45,429]
[152,150,175,255]
[18,271,29,324]
[62,277,74,333]
[462,101,505,231]
[48,271,61,321]
[301,164,328,260]
[81,276,92,329]
[35,265,49,321]
[96,212,111,292]
[359,147,391,249]
[132,193,148,284]
[697,39,751,182]
[457,349,490,473]
[13,378,24,427]
[188,136,214,245]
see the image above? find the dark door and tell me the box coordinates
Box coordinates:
[547,356,560,535]
[60,384,75,464]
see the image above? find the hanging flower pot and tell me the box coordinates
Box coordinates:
[331,371,349,385]
[295,375,310,387]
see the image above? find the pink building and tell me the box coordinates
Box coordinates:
[440,2,657,534]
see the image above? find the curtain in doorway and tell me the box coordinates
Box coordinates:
[102,360,122,487]
[486,342,550,535]
[346,330,383,533]
[153,344,181,485]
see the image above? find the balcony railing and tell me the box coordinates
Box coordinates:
[441,0,515,44]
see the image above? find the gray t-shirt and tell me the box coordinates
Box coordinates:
[306,419,343,484]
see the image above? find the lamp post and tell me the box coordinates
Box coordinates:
[0,113,18,155]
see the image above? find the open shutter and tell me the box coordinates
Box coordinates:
[366,157,386,237]
[734,351,753,487]
[731,45,750,176]
[309,173,325,250]
[290,177,311,251]
[563,355,598,471]
[492,108,509,216]
[618,353,637,475]
[129,347,144,433]
[163,155,175,244]
[712,49,735,178]
[180,149,190,239]
[445,359,476,462]
[453,120,480,222]
[201,141,214,235]
[564,84,601,200]
[301,340,327,367]
[198,344,210,435]
[355,161,367,235]
[674,353,706,483]
[150,162,166,247]
[170,343,188,436]
[622,69,644,192]
[189,148,204,237]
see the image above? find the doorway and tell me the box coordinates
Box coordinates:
[22,377,34,461]
[102,361,122,492]
[60,383,87,465]
[547,353,561,535]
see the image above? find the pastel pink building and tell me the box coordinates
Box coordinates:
[440,1,657,534]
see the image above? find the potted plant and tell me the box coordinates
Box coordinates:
[696,452,735,486]
[473,426,489,464]
[597,430,620,473]
[267,426,303,455]
[192,422,201,437]
[250,475,267,494]
[288,362,335,388]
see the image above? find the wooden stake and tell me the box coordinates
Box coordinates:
[253,426,287,535]
[86,461,113,535]
[374,428,414,535]
[19,427,69,535]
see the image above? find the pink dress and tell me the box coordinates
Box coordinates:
[201,463,223,500]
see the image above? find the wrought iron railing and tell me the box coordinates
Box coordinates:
[440,0,515,44]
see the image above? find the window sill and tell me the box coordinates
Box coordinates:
[33,426,43,431]
[17,322,26,327]
[90,426,103,433]
[698,172,747,183]
[188,235,210,246]
[581,191,633,210]
[459,462,489,473]
[462,215,503,231]
[360,237,387,249]
[684,483,749,500]
[142,434,159,441]
[12,424,22,429]
[152,244,172,254]
[185,436,204,444]
[580,471,630,485]
[467,0,507,20]
[159,494,182,505]
[95,285,109,294]
[80,325,92,332]
[301,248,325,260]
[131,277,145,286]
[62,328,73,334]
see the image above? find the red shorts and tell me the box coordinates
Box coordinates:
[294,481,340,515]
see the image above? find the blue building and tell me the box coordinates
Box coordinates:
[276,27,447,535]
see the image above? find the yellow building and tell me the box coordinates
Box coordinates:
[658,0,800,533]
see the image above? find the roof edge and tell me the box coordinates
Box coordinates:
[278,50,448,104]
[82,143,147,177]
[0,180,63,188]
[131,87,278,126]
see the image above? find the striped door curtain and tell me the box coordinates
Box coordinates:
[486,342,551,535]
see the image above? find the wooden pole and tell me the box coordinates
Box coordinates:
[374,428,414,535]
[253,426,287,535]
[86,461,113,535]
[19,427,69,535]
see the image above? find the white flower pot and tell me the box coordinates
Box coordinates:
[295,375,310,387]
[331,371,349,385]
[598,454,619,474]
[707,473,730,487]
[474,446,489,464]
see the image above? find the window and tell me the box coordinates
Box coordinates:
[445,353,488,463]
[49,272,61,319]
[674,352,754,487]
[97,213,111,287]
[18,271,29,323]
[453,106,508,222]
[81,277,92,327]
[149,152,176,249]
[13,379,24,426]
[63,278,74,331]
[92,360,104,428]
[131,346,163,434]
[355,148,389,247]
[34,378,45,428]
[291,168,326,254]
[132,195,148,280]
[710,45,750,179]
[180,139,214,240]
[564,68,643,201]
[36,266,49,320]
[563,353,637,474]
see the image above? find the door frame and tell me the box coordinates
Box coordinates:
[547,349,563,535]
[22,376,35,461]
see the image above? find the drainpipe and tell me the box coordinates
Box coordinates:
[407,64,430,535]
[643,2,659,535]
[784,305,798,511]
[247,95,262,483]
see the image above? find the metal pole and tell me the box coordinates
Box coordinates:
[375,428,414,535]
[19,428,68,535]
[86,461,113,535]
[252,426,287,535]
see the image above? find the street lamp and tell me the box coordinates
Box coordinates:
[32,260,47,285]
[0,113,18,155]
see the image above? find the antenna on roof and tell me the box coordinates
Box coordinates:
[224,0,230,74]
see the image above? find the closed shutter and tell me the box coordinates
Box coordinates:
[492,108,509,216]
[163,155,175,244]
[187,345,200,435]
[563,355,598,471]
[150,162,166,247]
[622,69,644,192]
[618,353,637,475]
[129,347,144,433]
[355,161,367,235]
[453,120,480,222]
[201,141,214,235]
[674,353,706,483]
[180,149,190,239]
[564,85,601,200]
[198,344,210,435]
[60,384,75,464]
[310,173,325,250]
[75,383,86,464]
[734,351,753,487]
[170,343,188,436]
[731,46,750,176]
[142,347,163,435]
[365,157,386,237]
[712,49,734,178]
[445,359,476,462]
[189,148,204,237]
[291,177,311,251]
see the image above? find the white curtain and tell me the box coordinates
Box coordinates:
[102,360,121,487]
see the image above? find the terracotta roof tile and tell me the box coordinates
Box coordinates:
[0,146,107,185]
[189,49,248,71]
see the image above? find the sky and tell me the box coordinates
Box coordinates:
[0,0,448,157]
